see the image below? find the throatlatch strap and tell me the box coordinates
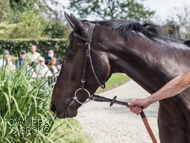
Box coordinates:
[87,47,105,89]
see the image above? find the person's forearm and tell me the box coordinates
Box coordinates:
[147,76,190,104]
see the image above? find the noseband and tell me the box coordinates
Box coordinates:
[72,23,105,104]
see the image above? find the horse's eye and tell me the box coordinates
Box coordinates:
[66,54,74,62]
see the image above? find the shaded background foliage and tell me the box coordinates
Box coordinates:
[68,0,155,21]
[0,0,71,60]
[0,39,67,61]
[0,0,71,39]
[42,21,71,39]
[0,62,93,143]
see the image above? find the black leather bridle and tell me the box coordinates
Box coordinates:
[72,23,105,104]
[70,23,158,143]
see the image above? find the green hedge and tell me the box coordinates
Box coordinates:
[0,39,68,61]
[187,34,190,39]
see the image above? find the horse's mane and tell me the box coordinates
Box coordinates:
[89,19,190,47]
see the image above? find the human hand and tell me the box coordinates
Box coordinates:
[45,74,48,79]
[52,65,56,69]
[127,98,151,114]
[127,105,142,114]
[57,64,61,69]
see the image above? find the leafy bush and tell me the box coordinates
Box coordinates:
[50,119,93,143]
[0,59,93,143]
[0,0,12,23]
[0,61,56,142]
[0,39,67,61]
[42,20,72,39]
[187,34,190,39]
[1,10,47,39]
[0,1,71,39]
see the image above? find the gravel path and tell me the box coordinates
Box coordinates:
[75,80,160,143]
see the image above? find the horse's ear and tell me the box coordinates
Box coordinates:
[70,13,77,19]
[184,40,190,47]
[64,11,84,33]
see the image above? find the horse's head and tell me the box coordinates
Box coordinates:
[50,12,111,118]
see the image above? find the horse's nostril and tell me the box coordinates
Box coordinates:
[50,103,57,114]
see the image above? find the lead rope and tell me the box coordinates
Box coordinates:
[89,95,158,143]
[140,111,158,143]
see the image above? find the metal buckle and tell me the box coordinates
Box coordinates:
[73,88,91,105]
[85,41,91,45]
[81,79,86,83]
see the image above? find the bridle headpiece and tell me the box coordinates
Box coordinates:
[72,23,105,104]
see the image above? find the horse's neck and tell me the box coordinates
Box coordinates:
[109,34,190,94]
[107,33,190,127]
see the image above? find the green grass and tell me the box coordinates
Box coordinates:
[50,119,93,143]
[0,55,18,64]
[96,73,130,93]
[0,59,93,143]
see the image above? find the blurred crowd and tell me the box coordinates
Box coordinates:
[0,45,61,80]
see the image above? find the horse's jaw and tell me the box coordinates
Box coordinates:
[51,97,81,119]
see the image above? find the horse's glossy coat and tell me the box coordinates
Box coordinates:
[51,12,190,143]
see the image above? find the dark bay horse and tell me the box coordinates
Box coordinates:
[51,12,190,143]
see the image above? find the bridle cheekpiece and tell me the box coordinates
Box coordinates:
[72,23,105,105]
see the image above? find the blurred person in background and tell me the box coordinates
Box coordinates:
[48,57,59,74]
[36,57,52,95]
[7,57,16,71]
[15,50,27,70]
[0,50,13,68]
[26,45,41,64]
[25,61,36,77]
[36,57,52,78]
[45,50,61,70]
[179,23,186,39]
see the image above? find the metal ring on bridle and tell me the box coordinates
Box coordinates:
[81,79,86,83]
[73,88,92,105]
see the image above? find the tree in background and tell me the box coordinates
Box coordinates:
[162,21,180,38]
[9,0,64,19]
[0,0,49,39]
[166,3,190,39]
[68,0,155,21]
[0,0,14,23]
[0,0,72,39]
[9,0,36,12]
[7,11,48,38]
[42,20,72,38]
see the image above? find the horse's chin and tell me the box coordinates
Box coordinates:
[66,109,78,118]
[56,109,78,119]
[56,100,80,119]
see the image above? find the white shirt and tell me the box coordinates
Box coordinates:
[0,58,13,68]
[53,68,58,74]
[179,26,186,34]
[35,64,52,77]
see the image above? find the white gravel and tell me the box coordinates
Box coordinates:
[75,80,160,143]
